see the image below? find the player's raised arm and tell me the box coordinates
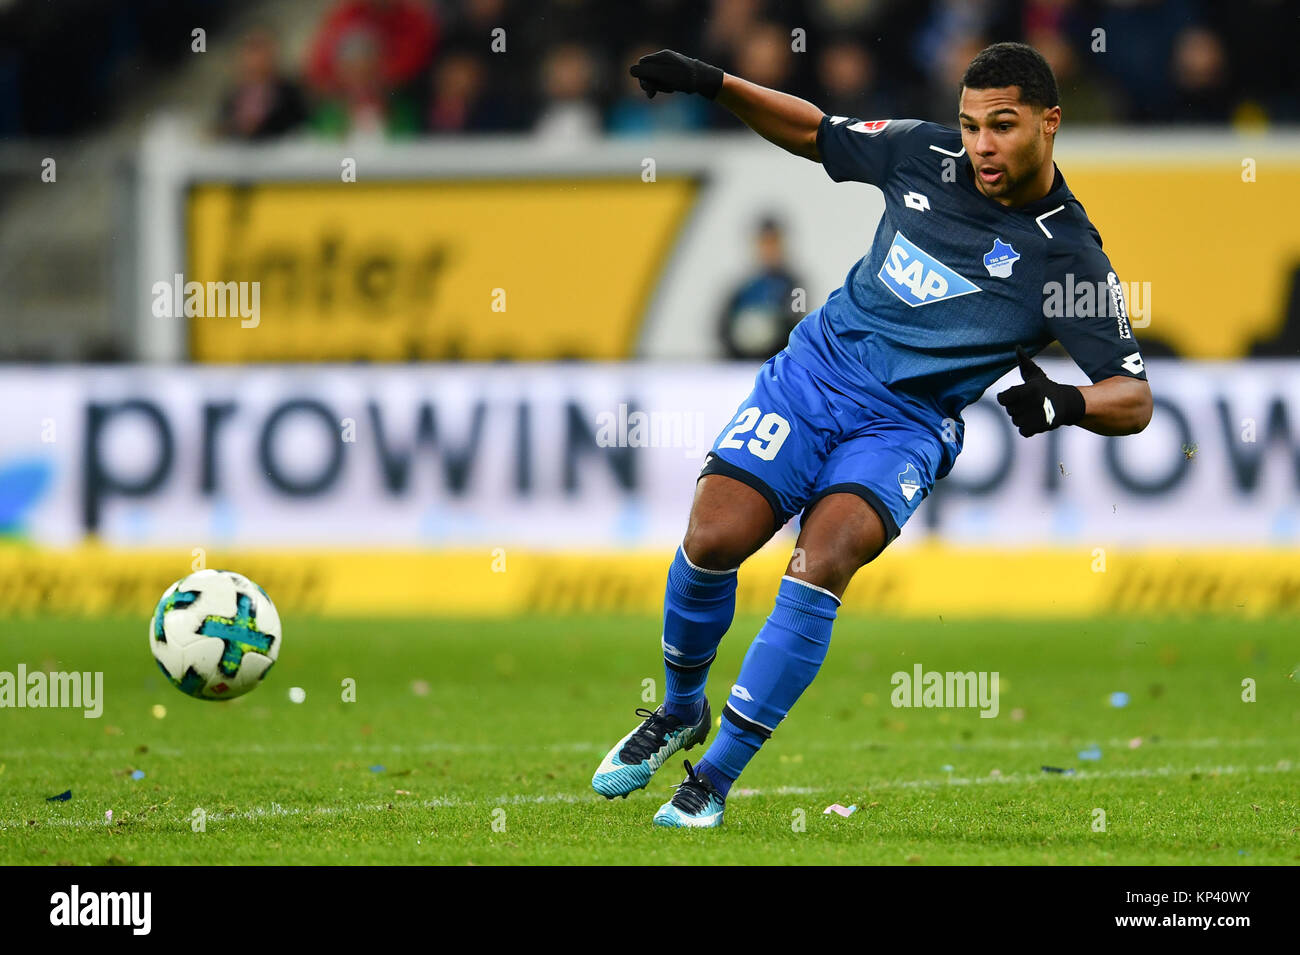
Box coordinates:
[998,346,1152,438]
[1006,249,1154,438]
[1077,375,1153,436]
[713,74,824,160]
[629,50,823,160]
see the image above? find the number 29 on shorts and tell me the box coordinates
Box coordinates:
[718,407,791,461]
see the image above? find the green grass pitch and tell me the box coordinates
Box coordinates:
[1,614,1297,865]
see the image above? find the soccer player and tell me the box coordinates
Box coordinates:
[592,42,1152,827]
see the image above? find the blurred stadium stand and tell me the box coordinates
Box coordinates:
[1,1,1299,620]
[0,0,1297,362]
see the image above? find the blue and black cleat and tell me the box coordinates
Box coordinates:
[591,701,711,799]
[653,759,726,828]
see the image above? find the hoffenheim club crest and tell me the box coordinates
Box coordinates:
[983,238,1020,278]
[897,463,923,502]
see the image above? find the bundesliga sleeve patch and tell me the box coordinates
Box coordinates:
[848,119,890,135]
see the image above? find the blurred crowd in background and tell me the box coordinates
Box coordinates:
[1,0,1296,141]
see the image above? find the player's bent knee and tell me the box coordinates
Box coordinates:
[826,533,884,587]
[786,551,861,598]
[789,493,890,595]
[681,524,752,572]
[848,529,886,570]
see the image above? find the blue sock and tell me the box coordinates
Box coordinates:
[697,575,840,797]
[661,545,738,723]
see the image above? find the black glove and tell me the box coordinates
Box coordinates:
[996,345,1086,437]
[629,50,724,100]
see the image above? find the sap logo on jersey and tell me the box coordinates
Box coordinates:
[878,231,982,307]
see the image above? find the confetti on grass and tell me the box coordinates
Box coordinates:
[130,770,146,780]
[823,804,858,817]
[46,790,71,802]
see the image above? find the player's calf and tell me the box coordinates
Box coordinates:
[681,473,777,571]
[665,496,878,814]
[785,491,888,597]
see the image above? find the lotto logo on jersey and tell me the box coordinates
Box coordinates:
[878,231,982,307]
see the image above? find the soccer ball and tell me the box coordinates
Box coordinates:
[149,569,282,700]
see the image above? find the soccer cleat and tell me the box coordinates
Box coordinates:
[653,759,726,828]
[591,700,711,799]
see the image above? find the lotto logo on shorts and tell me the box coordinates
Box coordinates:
[878,231,982,307]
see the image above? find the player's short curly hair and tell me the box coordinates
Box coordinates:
[961,42,1059,109]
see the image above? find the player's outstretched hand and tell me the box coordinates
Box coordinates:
[629,50,724,100]
[996,345,1086,437]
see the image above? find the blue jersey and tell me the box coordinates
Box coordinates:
[701,115,1149,539]
[786,115,1147,468]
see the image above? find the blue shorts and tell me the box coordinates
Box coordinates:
[701,349,951,543]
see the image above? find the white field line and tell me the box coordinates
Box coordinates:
[1,735,1294,760]
[846,737,1292,752]
[2,761,1295,832]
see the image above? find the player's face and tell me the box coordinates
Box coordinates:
[958,87,1060,206]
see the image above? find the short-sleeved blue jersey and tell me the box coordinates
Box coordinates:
[786,115,1147,467]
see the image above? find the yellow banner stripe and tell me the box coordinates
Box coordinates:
[2,543,1297,618]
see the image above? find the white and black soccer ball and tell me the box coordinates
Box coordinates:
[149,569,282,700]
